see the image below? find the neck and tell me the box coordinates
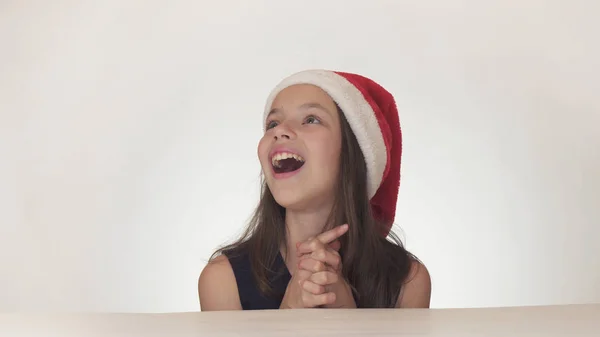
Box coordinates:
[281,205,333,271]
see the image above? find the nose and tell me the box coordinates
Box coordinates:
[273,123,296,141]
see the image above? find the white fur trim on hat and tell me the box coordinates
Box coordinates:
[263,69,387,200]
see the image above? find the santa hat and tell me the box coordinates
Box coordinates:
[263,69,402,237]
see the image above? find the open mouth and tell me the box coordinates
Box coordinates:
[271,152,305,174]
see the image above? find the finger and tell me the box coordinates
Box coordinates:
[328,240,341,251]
[310,248,342,271]
[296,243,342,263]
[298,253,311,262]
[296,239,325,256]
[316,224,349,245]
[294,269,312,281]
[296,237,314,250]
[297,254,339,273]
[298,257,327,273]
[310,271,339,286]
[301,280,325,295]
[296,225,348,256]
[302,292,336,307]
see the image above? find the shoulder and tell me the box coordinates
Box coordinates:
[198,254,242,311]
[395,258,431,308]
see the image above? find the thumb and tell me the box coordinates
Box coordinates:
[329,240,341,251]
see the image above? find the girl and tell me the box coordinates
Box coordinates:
[198,69,431,310]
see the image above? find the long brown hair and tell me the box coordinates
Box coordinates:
[210,105,415,308]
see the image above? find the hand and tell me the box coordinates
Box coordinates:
[279,225,349,309]
[297,224,357,309]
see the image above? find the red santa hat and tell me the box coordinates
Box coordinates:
[263,69,402,237]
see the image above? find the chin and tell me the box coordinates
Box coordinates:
[268,182,332,212]
[269,185,307,209]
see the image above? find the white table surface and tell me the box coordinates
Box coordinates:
[1,304,598,336]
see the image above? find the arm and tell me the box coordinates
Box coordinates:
[395,259,431,308]
[198,255,243,311]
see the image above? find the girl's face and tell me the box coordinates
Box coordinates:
[258,84,343,211]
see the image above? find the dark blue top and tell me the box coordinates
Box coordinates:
[225,250,291,310]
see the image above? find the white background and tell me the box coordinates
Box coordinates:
[1,0,598,313]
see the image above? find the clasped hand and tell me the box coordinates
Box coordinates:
[280,224,356,309]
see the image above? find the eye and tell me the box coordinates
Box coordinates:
[304,115,321,125]
[266,120,278,130]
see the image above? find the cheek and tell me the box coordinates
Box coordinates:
[326,136,343,177]
[311,136,341,171]
[323,131,342,157]
[257,136,271,167]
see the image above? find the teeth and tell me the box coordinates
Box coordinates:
[271,152,304,167]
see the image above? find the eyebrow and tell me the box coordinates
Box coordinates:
[268,102,332,117]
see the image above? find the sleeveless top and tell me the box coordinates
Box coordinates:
[224,249,291,310]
